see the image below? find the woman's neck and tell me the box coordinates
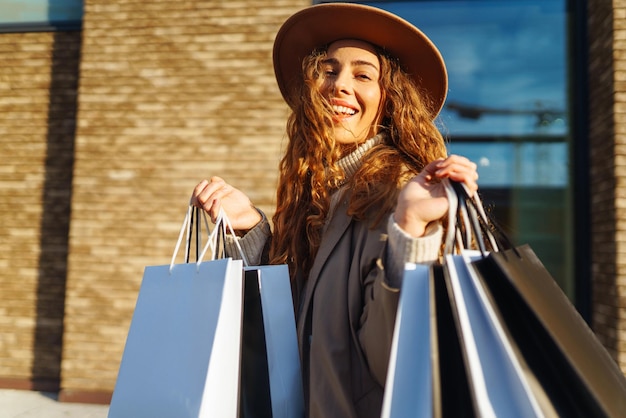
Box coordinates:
[336,133,385,180]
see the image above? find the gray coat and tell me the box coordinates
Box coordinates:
[230,189,441,418]
[296,196,399,418]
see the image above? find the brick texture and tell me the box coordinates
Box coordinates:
[588,0,626,373]
[0,30,79,391]
[59,0,308,397]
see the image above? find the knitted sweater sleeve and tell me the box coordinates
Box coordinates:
[223,210,271,266]
[384,214,443,289]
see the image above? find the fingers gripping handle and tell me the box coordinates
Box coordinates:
[169,205,250,273]
[442,180,499,256]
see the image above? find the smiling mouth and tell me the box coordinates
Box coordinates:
[332,105,357,116]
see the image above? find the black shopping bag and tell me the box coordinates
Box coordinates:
[472,246,626,418]
[446,180,626,417]
[240,268,272,417]
[239,265,304,418]
[432,264,476,418]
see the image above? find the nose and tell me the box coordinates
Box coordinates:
[332,71,352,95]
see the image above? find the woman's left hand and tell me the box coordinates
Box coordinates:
[394,154,478,237]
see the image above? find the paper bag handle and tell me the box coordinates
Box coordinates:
[170,205,215,271]
[170,205,250,272]
[197,207,249,267]
[443,180,500,256]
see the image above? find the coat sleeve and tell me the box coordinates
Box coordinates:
[358,261,401,386]
[358,216,442,386]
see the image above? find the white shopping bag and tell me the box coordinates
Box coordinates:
[109,207,244,418]
[444,251,547,418]
[381,263,433,418]
[440,180,554,417]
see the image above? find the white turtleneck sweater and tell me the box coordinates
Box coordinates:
[227,135,443,288]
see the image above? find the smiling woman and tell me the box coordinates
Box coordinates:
[190,3,479,417]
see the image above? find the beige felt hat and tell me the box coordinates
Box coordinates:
[272,3,448,117]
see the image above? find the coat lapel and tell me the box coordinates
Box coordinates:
[297,196,352,335]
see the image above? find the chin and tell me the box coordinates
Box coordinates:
[333,130,367,145]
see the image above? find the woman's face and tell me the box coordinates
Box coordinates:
[318,39,383,144]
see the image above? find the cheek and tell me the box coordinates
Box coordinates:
[317,78,332,96]
[364,90,382,116]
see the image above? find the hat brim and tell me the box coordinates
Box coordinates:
[272,3,448,117]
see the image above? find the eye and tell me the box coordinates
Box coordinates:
[322,65,336,76]
[356,73,372,81]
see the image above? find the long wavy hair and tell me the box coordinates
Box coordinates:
[270,44,448,280]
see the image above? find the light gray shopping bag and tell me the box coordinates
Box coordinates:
[444,251,551,418]
[108,207,244,418]
[381,263,434,418]
[441,180,552,418]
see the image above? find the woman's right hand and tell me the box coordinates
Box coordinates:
[191,177,262,232]
[395,155,478,237]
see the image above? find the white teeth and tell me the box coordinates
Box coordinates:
[332,105,356,115]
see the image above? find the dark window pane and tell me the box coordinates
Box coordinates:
[365,0,573,298]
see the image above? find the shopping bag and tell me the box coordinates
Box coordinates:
[382,185,476,418]
[108,206,244,418]
[382,178,626,417]
[202,207,303,417]
[381,263,434,418]
[382,262,476,418]
[444,251,554,418]
[431,263,475,418]
[449,181,626,417]
[437,181,549,418]
[472,246,626,418]
[240,265,304,418]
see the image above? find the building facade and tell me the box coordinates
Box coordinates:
[0,0,624,403]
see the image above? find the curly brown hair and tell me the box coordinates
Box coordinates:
[270,44,448,279]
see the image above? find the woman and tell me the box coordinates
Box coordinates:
[192,4,478,417]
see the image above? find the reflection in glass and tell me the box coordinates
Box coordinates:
[366,0,567,137]
[366,0,573,298]
[449,142,568,187]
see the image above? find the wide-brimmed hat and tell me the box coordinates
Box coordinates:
[272,3,448,118]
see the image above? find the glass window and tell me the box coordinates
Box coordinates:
[359,1,574,299]
[0,0,83,32]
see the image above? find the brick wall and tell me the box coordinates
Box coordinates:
[611,0,626,373]
[587,0,626,373]
[0,31,80,391]
[59,0,308,401]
